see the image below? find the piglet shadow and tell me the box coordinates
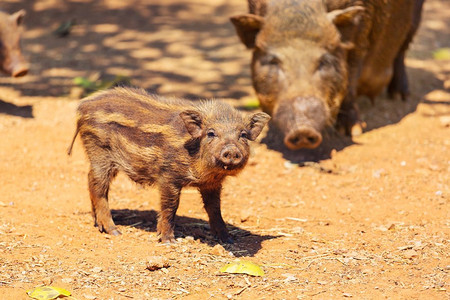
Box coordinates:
[111,209,279,257]
[261,122,355,164]
[0,99,33,118]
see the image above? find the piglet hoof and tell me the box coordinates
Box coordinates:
[159,234,177,244]
[97,222,121,236]
[110,229,122,236]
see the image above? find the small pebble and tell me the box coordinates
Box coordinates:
[146,256,170,271]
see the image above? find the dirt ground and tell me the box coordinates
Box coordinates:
[0,0,449,299]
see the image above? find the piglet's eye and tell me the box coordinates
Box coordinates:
[240,130,249,139]
[207,129,216,138]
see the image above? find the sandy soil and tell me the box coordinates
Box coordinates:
[0,0,449,299]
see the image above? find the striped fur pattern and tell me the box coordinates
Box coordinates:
[68,87,270,243]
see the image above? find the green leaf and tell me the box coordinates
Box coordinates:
[73,75,131,96]
[220,260,265,276]
[26,286,71,300]
[73,77,96,90]
[243,98,260,109]
[433,48,450,60]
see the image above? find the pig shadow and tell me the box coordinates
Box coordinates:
[1,0,252,100]
[0,99,33,118]
[261,123,355,164]
[111,208,278,257]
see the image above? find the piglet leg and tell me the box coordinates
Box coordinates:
[200,186,233,244]
[157,183,181,243]
[88,168,120,236]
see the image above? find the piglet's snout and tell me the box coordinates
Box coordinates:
[219,144,243,168]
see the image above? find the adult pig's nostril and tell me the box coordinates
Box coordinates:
[306,135,318,145]
[288,135,300,146]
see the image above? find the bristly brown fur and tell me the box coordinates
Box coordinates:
[231,0,424,149]
[69,87,270,243]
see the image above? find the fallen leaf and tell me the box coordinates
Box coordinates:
[281,273,297,282]
[220,260,264,276]
[433,48,450,60]
[73,75,131,97]
[91,266,102,273]
[403,249,419,259]
[242,98,260,110]
[343,292,353,297]
[54,19,76,37]
[26,286,71,300]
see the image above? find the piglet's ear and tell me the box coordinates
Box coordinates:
[246,112,270,141]
[12,10,26,26]
[180,110,204,138]
[230,14,264,49]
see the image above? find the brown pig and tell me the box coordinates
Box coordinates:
[68,87,270,243]
[231,0,424,150]
[0,10,28,77]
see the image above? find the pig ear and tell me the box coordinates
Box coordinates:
[11,10,26,26]
[246,112,271,141]
[327,6,364,26]
[230,14,264,49]
[180,110,204,138]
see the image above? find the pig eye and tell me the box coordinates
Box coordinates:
[262,54,281,66]
[206,129,216,138]
[239,130,249,139]
[317,54,335,71]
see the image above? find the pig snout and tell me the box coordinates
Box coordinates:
[219,144,243,169]
[284,126,322,150]
[9,56,28,77]
[3,55,28,77]
[274,97,328,150]
[12,63,28,77]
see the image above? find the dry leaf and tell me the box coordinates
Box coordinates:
[343,292,353,297]
[26,286,71,300]
[403,249,419,259]
[220,260,265,276]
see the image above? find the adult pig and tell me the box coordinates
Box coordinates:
[231,0,424,149]
[0,9,28,77]
[68,87,270,243]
